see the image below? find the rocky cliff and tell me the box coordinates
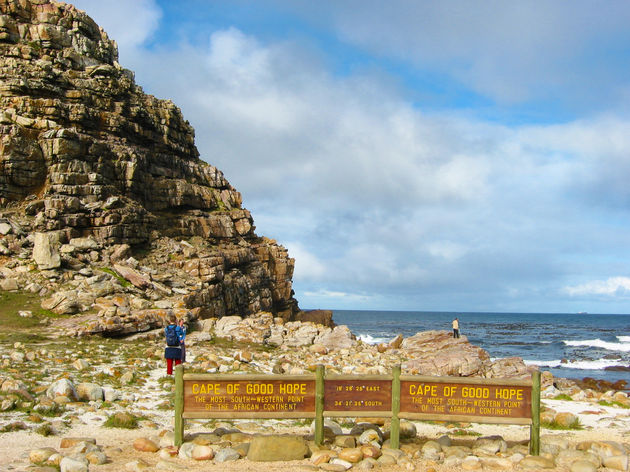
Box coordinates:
[0,0,302,333]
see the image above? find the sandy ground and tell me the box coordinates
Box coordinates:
[3,397,630,471]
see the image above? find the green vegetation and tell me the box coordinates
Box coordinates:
[541,418,583,430]
[35,422,54,436]
[552,393,573,401]
[103,411,141,429]
[450,428,482,436]
[99,267,132,288]
[598,399,630,409]
[0,291,63,342]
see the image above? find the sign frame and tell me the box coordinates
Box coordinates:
[173,365,540,455]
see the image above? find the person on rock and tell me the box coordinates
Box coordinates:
[452,317,460,338]
[178,318,187,363]
[164,315,185,375]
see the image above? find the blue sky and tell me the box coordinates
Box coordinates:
[68,0,630,314]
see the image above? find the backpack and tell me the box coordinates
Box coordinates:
[165,325,180,347]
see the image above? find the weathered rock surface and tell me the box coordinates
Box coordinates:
[0,0,302,333]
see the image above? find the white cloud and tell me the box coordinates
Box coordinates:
[62,2,630,312]
[68,0,161,57]
[285,242,326,281]
[565,277,630,297]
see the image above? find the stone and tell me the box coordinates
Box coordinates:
[338,448,363,463]
[33,232,61,270]
[46,378,77,401]
[191,444,214,460]
[247,435,309,461]
[86,450,108,465]
[554,411,578,428]
[0,222,12,235]
[178,442,195,459]
[0,277,18,291]
[462,456,482,470]
[360,445,381,459]
[214,447,240,462]
[76,382,104,402]
[133,437,159,453]
[376,454,398,465]
[569,461,598,472]
[603,455,629,471]
[329,458,353,470]
[473,435,507,455]
[519,456,556,469]
[335,435,357,448]
[59,456,88,472]
[29,447,58,463]
[590,441,627,458]
[480,456,513,469]
[125,459,151,471]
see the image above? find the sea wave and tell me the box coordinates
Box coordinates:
[357,334,389,344]
[618,336,630,343]
[523,358,627,370]
[563,338,630,352]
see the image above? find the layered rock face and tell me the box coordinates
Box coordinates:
[0,0,299,327]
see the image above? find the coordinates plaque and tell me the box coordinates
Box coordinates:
[324,379,392,412]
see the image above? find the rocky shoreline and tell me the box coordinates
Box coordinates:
[1,313,630,471]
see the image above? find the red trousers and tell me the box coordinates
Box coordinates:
[166,358,182,375]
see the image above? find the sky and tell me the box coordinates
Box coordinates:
[67,0,630,314]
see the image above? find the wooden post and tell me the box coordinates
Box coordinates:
[390,365,401,449]
[315,364,325,445]
[529,370,541,456]
[174,364,184,447]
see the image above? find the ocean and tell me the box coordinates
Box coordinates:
[332,310,630,387]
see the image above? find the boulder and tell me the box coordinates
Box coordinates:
[33,232,61,270]
[246,435,309,461]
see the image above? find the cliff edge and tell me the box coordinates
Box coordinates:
[0,0,302,334]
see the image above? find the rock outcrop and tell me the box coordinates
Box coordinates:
[0,0,300,330]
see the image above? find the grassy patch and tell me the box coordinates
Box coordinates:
[35,422,54,436]
[450,429,482,436]
[542,418,583,430]
[103,411,141,429]
[598,399,630,409]
[99,267,132,288]
[553,393,573,401]
[0,291,66,342]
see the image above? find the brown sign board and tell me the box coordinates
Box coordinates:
[183,378,316,417]
[400,380,532,423]
[324,379,392,412]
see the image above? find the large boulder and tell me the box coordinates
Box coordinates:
[246,435,309,461]
[32,232,61,270]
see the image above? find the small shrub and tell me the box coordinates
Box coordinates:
[451,429,481,436]
[553,394,573,401]
[598,399,630,409]
[35,423,54,436]
[103,411,140,429]
[541,418,583,430]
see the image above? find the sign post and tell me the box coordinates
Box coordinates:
[530,370,541,455]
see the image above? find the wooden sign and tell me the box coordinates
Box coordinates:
[324,378,392,413]
[182,375,316,418]
[400,377,532,424]
[173,367,541,456]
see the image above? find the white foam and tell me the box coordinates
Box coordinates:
[563,338,630,352]
[523,358,627,370]
[357,334,389,344]
[618,336,630,343]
